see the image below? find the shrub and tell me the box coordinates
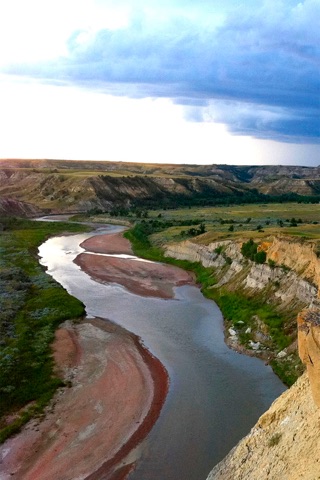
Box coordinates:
[225,256,232,265]
[241,239,266,264]
[241,239,258,260]
[254,250,266,264]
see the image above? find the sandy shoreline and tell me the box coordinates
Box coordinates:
[0,318,168,480]
[77,233,194,299]
[0,231,172,480]
[81,233,134,256]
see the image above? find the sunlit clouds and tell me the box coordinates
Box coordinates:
[0,0,319,165]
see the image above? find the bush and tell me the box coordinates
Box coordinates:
[254,250,266,264]
[241,239,266,264]
[268,432,282,447]
[268,259,276,268]
[241,239,257,260]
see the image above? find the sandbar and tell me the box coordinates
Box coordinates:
[0,318,168,480]
[76,232,194,299]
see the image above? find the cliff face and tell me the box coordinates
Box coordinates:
[165,236,320,479]
[0,197,43,217]
[165,237,320,310]
[207,372,320,480]
[298,309,320,408]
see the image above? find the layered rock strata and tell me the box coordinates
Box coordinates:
[165,237,320,308]
[177,235,320,479]
[298,309,320,408]
[207,372,320,480]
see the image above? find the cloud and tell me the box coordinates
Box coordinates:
[3,0,320,143]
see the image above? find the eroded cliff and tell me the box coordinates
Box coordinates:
[165,236,320,371]
[298,309,320,408]
[165,236,320,306]
[207,372,320,480]
[164,236,320,479]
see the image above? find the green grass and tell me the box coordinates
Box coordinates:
[205,290,291,351]
[0,217,89,443]
[149,202,320,223]
[125,221,302,386]
[146,202,320,242]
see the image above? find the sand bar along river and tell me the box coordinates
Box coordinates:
[38,223,286,480]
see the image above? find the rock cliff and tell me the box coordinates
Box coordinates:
[0,197,43,217]
[207,372,320,480]
[165,236,320,304]
[298,309,320,408]
[165,236,320,479]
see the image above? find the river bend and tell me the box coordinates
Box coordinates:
[38,225,286,480]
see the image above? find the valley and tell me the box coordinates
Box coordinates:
[2,159,320,215]
[1,158,320,479]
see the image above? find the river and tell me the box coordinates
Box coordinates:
[38,224,286,480]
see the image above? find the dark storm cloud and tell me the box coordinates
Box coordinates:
[5,0,320,142]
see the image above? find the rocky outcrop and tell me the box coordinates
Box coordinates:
[0,197,43,217]
[207,373,320,480]
[165,240,228,268]
[267,237,320,291]
[165,237,320,309]
[178,236,320,479]
[298,309,320,408]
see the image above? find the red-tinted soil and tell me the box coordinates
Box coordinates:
[0,319,168,480]
[76,232,194,299]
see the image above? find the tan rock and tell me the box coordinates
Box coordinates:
[298,309,320,408]
[267,237,320,295]
[207,373,320,480]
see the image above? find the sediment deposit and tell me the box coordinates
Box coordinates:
[0,318,168,480]
[80,233,133,255]
[77,233,194,299]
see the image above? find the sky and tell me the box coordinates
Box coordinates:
[0,0,319,166]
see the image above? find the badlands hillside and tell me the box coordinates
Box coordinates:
[1,159,320,478]
[1,159,320,215]
[164,233,320,479]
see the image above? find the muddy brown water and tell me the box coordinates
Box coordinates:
[38,225,286,480]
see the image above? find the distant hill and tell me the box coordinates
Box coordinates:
[1,159,320,214]
[0,196,43,217]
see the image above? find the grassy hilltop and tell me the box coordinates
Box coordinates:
[2,159,320,214]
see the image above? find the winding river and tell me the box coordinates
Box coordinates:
[38,224,286,480]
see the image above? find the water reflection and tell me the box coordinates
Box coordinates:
[39,228,286,480]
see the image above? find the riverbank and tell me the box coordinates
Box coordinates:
[0,218,89,444]
[76,233,194,299]
[0,317,168,480]
[0,227,287,479]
